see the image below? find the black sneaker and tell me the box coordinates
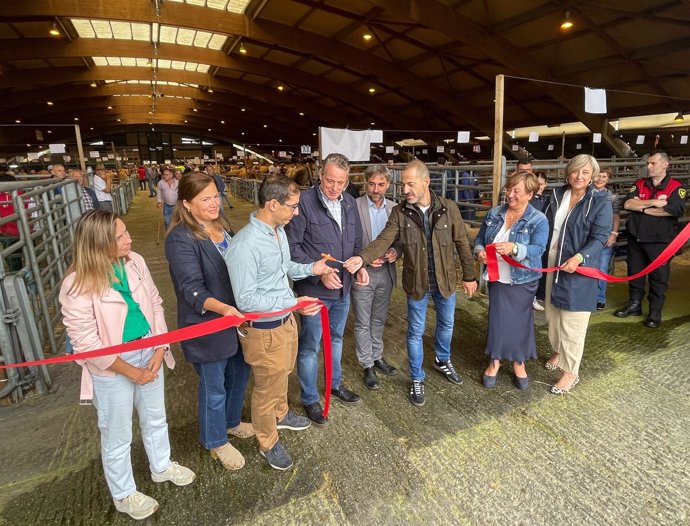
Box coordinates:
[596,302,606,310]
[433,358,463,385]
[303,402,329,427]
[409,380,425,407]
[363,367,380,390]
[277,409,311,431]
[373,358,398,376]
[260,441,293,471]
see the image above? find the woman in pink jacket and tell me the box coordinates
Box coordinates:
[59,210,195,521]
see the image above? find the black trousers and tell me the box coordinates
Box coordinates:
[627,237,671,314]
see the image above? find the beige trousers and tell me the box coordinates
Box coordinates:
[545,247,591,375]
[239,314,298,451]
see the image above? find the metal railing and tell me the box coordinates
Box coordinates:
[0,176,138,403]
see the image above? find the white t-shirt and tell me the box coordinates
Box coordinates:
[93,175,112,202]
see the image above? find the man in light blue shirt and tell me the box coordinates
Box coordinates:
[225,175,333,471]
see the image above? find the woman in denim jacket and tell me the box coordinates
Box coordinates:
[474,172,548,390]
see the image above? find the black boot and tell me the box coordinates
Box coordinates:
[363,367,380,390]
[614,300,642,318]
[644,310,662,328]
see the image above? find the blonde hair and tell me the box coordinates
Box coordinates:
[66,210,120,295]
[168,172,232,239]
[566,154,600,179]
[505,170,540,195]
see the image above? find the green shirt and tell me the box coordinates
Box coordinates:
[112,259,150,342]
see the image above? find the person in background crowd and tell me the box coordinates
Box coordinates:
[157,168,178,230]
[542,155,612,394]
[50,163,67,181]
[59,210,195,521]
[592,167,621,310]
[205,164,233,211]
[474,171,548,390]
[146,164,156,197]
[614,150,686,328]
[351,165,399,390]
[529,171,549,312]
[93,164,114,212]
[517,158,533,173]
[227,175,334,471]
[285,153,369,427]
[165,172,253,472]
[174,168,183,181]
[137,166,147,191]
[69,168,99,212]
[344,159,478,407]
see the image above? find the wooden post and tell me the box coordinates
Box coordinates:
[492,74,505,206]
[74,124,86,172]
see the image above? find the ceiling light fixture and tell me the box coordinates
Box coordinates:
[15,119,21,123]
[241,108,246,112]
[74,117,79,121]
[239,42,247,54]
[263,124,268,128]
[363,33,373,41]
[49,23,60,37]
[368,87,376,94]
[299,112,305,116]
[107,105,113,110]
[193,108,198,112]
[560,10,574,30]
[47,101,54,106]
[117,118,121,122]
[277,85,285,91]
[221,120,225,124]
[90,81,97,87]
[184,120,188,123]
[673,112,684,122]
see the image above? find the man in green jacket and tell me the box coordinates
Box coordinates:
[344,160,477,407]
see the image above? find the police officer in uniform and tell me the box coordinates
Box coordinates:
[614,151,686,328]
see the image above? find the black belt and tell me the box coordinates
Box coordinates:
[247,315,290,330]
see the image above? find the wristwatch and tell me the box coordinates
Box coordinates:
[511,243,518,256]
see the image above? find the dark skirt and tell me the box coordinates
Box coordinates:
[485,280,539,363]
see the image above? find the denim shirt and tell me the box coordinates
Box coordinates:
[474,203,549,285]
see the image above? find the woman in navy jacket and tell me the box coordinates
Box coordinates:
[165,172,253,470]
[474,171,549,390]
[541,155,612,394]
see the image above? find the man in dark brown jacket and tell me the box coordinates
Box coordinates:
[345,160,477,407]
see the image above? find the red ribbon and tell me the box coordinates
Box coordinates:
[486,221,690,283]
[0,299,334,417]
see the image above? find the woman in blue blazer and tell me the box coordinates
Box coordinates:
[165,172,253,470]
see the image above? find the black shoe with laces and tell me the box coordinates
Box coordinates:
[409,380,425,407]
[433,358,463,385]
[373,358,398,376]
[330,385,361,404]
[302,402,329,427]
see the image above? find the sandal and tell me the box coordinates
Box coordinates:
[210,443,245,470]
[227,422,255,439]
[544,354,560,371]
[550,376,580,395]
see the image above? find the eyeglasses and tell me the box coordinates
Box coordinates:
[281,201,299,210]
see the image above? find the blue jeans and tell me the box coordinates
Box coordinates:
[162,203,174,230]
[297,295,350,405]
[192,350,250,449]
[407,291,457,381]
[91,348,170,500]
[597,245,614,304]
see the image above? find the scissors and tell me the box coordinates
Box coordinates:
[320,252,346,264]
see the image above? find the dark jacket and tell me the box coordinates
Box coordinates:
[622,174,685,243]
[84,187,100,209]
[359,192,477,300]
[542,184,612,312]
[285,185,363,299]
[165,224,239,363]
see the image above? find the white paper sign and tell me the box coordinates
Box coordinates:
[450,149,456,154]
[393,149,399,155]
[584,87,607,114]
[116,156,122,161]
[107,154,115,159]
[528,131,539,142]
[203,155,209,160]
[422,149,428,154]
[472,144,481,153]
[319,127,371,162]
[279,151,287,158]
[63,155,71,162]
[28,152,39,160]
[457,131,470,143]
[236,151,245,157]
[89,151,100,158]
[301,145,312,154]
[385,146,394,154]
[593,133,602,143]
[576,143,582,150]
[49,143,66,154]
[369,130,383,144]
[636,135,645,145]
[43,157,50,162]
[436,146,444,153]
[164,159,171,165]
[680,135,688,145]
[511,144,519,151]
[548,144,555,151]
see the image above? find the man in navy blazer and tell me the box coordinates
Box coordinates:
[351,165,399,390]
[285,153,369,426]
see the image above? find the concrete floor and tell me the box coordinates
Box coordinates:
[0,189,688,525]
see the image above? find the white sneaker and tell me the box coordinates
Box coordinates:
[532,299,545,311]
[114,491,159,520]
[151,461,196,486]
